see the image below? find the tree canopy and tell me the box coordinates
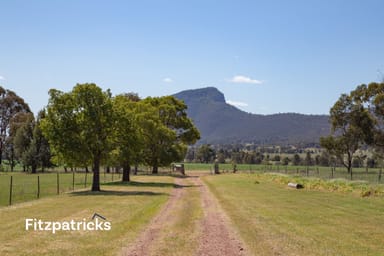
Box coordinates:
[320,82,382,174]
[41,83,114,191]
[39,83,200,189]
[139,96,200,173]
[111,94,142,182]
[0,87,31,164]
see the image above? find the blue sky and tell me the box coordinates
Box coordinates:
[1,0,383,115]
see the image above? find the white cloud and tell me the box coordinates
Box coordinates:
[226,100,249,108]
[229,75,262,84]
[163,77,173,83]
[0,75,5,80]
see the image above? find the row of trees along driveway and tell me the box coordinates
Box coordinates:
[40,83,200,191]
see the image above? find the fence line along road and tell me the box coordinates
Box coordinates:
[0,171,120,206]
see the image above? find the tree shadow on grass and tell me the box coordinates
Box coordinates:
[135,172,200,179]
[70,190,169,197]
[103,180,200,189]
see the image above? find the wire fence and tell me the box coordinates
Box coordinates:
[0,171,122,207]
[263,165,382,183]
[210,164,384,184]
[2,164,382,207]
[182,163,384,184]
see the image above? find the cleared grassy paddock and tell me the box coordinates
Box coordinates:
[0,172,122,206]
[1,163,381,207]
[0,175,175,256]
[184,163,384,184]
[203,173,384,256]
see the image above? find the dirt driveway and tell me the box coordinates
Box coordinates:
[122,173,248,256]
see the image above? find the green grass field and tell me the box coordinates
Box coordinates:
[184,163,384,184]
[1,169,384,255]
[0,175,174,256]
[1,163,382,207]
[203,173,384,256]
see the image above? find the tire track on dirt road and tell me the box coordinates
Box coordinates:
[122,176,187,256]
[191,174,249,256]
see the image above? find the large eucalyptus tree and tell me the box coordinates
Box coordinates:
[0,86,31,165]
[320,85,376,176]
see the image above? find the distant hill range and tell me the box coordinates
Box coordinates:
[173,87,330,145]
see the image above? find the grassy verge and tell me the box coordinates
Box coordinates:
[261,173,384,197]
[0,175,174,256]
[203,173,384,256]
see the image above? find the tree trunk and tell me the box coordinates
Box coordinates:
[134,165,138,175]
[152,165,158,174]
[106,166,110,173]
[122,163,131,182]
[347,164,352,174]
[346,152,352,173]
[92,156,101,191]
[31,164,37,174]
